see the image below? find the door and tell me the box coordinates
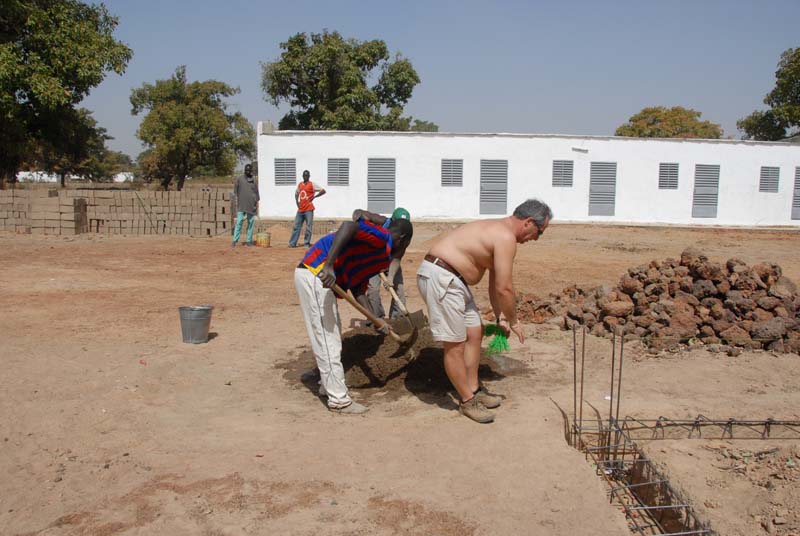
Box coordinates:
[792,167,800,220]
[480,159,508,215]
[588,162,617,216]
[367,158,395,214]
[692,164,720,218]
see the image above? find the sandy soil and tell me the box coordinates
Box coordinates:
[643,440,800,536]
[1,222,799,535]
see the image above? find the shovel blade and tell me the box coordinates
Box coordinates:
[389,310,427,335]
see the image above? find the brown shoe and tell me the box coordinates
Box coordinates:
[459,397,494,423]
[329,401,369,415]
[475,386,502,409]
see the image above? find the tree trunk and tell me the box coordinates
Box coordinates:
[177,175,186,191]
[60,172,67,188]
[160,176,172,190]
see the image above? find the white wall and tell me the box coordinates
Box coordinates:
[257,129,800,227]
[16,171,59,183]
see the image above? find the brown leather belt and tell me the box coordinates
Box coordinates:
[424,254,467,285]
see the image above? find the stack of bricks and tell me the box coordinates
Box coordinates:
[23,190,87,235]
[0,187,232,237]
[29,190,60,235]
[0,189,31,233]
[78,188,231,236]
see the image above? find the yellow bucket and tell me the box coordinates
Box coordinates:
[255,232,271,247]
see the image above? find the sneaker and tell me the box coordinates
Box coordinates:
[288,244,298,248]
[329,401,369,415]
[244,241,254,247]
[459,397,494,423]
[231,241,237,248]
[475,386,502,409]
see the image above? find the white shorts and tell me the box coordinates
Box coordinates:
[416,260,481,343]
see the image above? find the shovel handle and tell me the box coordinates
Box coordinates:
[330,283,403,342]
[379,272,409,316]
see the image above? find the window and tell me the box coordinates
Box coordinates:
[659,163,679,189]
[552,160,574,187]
[327,158,349,186]
[441,159,463,187]
[274,158,296,185]
[759,166,780,193]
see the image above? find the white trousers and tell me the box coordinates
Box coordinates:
[294,268,351,408]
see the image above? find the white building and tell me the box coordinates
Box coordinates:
[257,126,800,227]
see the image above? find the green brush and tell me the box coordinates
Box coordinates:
[484,323,510,355]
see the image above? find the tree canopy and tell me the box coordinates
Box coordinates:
[615,106,723,139]
[0,0,132,185]
[261,31,438,131]
[23,107,110,186]
[738,47,800,140]
[131,66,256,190]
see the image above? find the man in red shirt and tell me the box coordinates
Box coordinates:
[289,170,326,247]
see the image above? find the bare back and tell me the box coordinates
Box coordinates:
[427,219,517,285]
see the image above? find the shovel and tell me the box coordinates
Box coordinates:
[379,273,427,336]
[330,283,410,344]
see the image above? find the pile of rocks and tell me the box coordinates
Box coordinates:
[517,247,800,354]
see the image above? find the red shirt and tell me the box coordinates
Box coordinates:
[296,181,316,213]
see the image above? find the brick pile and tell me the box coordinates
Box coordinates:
[0,188,232,237]
[28,190,88,235]
[75,189,230,236]
[0,189,31,233]
[517,247,800,354]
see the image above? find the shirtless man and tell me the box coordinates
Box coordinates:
[416,199,552,423]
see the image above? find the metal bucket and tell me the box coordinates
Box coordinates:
[179,305,213,343]
[255,231,271,247]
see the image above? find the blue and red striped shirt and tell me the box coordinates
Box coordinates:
[301,220,393,293]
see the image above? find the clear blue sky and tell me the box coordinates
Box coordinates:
[81,0,800,158]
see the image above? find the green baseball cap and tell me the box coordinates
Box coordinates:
[391,207,410,221]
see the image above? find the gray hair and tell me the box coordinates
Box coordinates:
[513,199,552,226]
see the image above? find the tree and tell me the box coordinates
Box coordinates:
[615,106,723,139]
[23,107,110,187]
[0,0,132,187]
[130,66,256,190]
[261,31,438,132]
[80,148,134,182]
[738,47,800,140]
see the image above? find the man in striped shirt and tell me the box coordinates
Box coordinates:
[294,217,413,414]
[351,207,411,320]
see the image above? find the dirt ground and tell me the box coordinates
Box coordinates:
[1,222,799,535]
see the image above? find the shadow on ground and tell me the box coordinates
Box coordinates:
[276,327,531,410]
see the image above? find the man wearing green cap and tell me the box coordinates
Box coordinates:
[351,207,411,319]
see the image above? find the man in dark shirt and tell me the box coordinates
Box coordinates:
[232,164,259,247]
